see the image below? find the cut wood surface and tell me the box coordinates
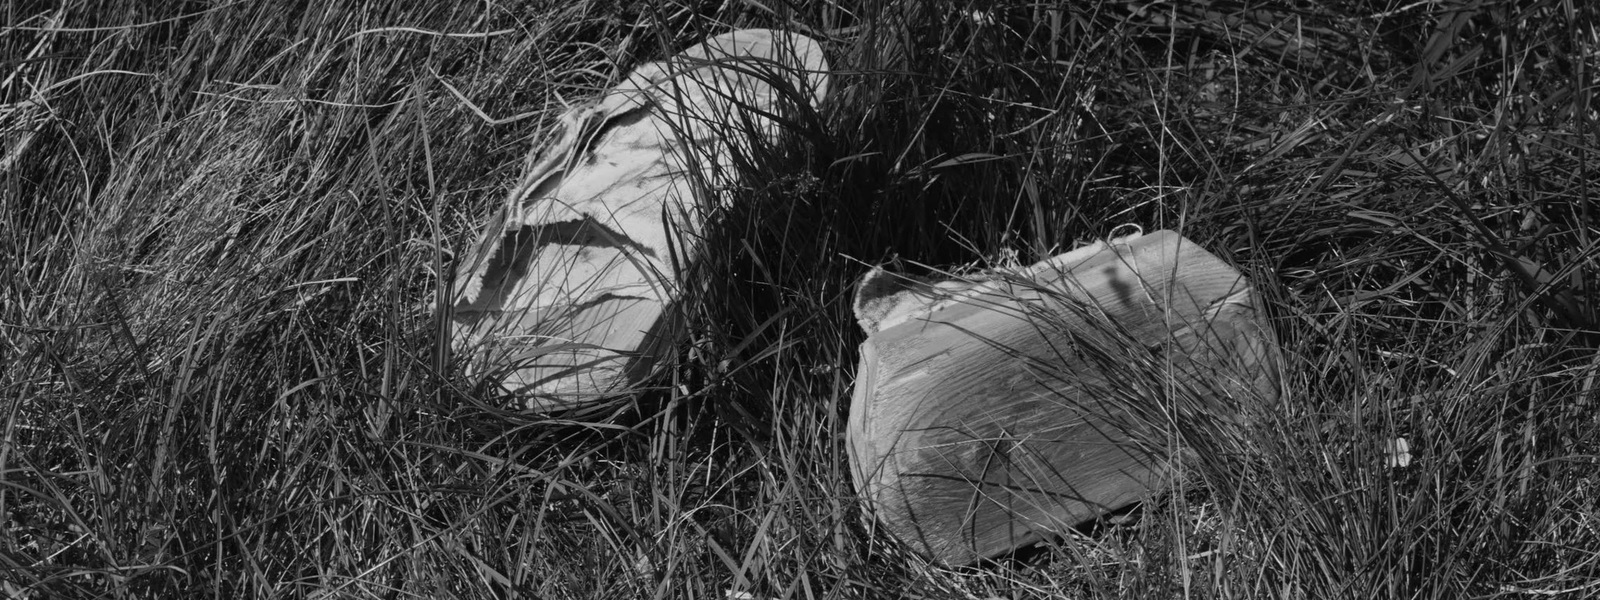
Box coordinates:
[451,29,830,411]
[848,230,1281,564]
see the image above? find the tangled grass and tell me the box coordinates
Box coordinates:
[2,0,1597,598]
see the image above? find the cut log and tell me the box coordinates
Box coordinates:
[451,29,830,412]
[848,230,1280,564]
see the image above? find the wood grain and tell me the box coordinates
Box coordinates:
[848,231,1280,563]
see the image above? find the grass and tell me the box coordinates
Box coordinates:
[3,0,1598,598]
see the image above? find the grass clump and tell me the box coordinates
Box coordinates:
[3,0,1597,598]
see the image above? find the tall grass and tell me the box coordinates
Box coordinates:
[2,0,1596,598]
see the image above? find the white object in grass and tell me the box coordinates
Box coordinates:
[451,29,830,412]
[848,230,1281,564]
[852,229,1146,334]
[1386,437,1412,468]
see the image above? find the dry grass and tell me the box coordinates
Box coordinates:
[2,0,1597,598]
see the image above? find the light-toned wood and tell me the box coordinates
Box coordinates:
[848,230,1279,564]
[451,30,830,411]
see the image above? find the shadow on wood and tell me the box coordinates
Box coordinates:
[848,230,1281,564]
[450,29,830,412]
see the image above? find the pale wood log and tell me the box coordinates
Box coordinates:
[451,29,829,411]
[848,230,1280,564]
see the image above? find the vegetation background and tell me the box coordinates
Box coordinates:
[3,0,1597,598]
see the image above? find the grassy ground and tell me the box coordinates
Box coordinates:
[3,0,1598,598]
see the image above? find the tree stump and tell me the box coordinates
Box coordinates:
[451,30,830,412]
[848,230,1280,564]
